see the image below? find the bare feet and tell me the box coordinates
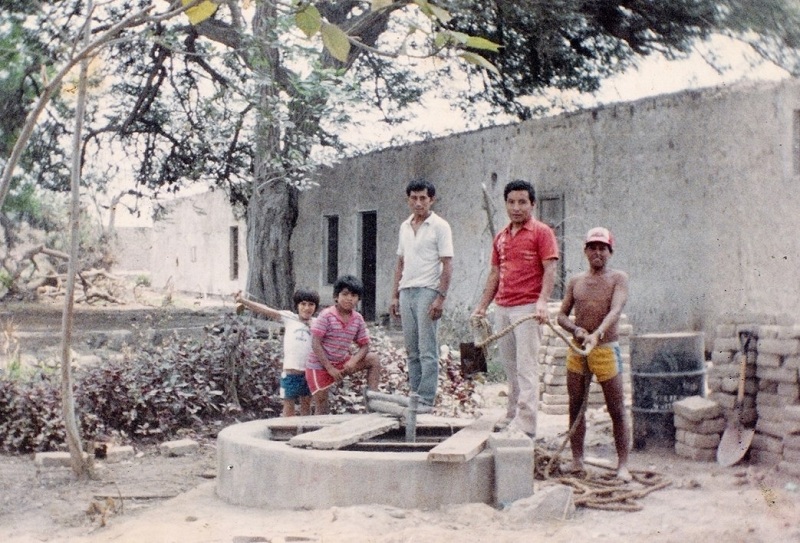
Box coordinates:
[616,466,632,482]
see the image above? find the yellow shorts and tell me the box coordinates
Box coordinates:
[566,343,623,383]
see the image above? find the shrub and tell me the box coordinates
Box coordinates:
[0,316,483,454]
[0,316,283,453]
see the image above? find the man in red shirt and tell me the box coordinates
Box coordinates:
[472,179,559,437]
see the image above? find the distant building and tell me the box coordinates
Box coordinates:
[121,79,800,339]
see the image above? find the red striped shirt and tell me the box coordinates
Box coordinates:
[307,306,370,369]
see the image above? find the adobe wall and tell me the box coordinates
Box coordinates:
[293,79,800,338]
[147,190,247,297]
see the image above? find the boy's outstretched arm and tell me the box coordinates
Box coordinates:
[234,291,281,321]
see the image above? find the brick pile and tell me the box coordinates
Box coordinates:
[672,396,724,461]
[709,322,800,467]
[539,304,632,415]
[781,406,800,478]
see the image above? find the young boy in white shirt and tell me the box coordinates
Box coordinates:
[236,288,319,416]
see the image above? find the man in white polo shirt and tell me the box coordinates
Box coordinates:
[390,179,454,407]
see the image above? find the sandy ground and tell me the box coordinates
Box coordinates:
[1,383,799,543]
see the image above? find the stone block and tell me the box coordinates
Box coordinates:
[713,337,740,352]
[778,461,800,478]
[711,350,734,365]
[547,346,568,358]
[786,405,800,422]
[34,452,72,468]
[506,484,575,524]
[493,446,534,507]
[715,324,736,338]
[544,384,568,396]
[676,429,720,449]
[674,442,716,462]
[710,392,736,410]
[544,373,567,386]
[756,325,781,339]
[782,447,800,463]
[756,366,799,384]
[488,433,533,449]
[756,353,782,368]
[545,364,568,377]
[785,355,800,370]
[105,445,135,464]
[756,405,786,422]
[778,382,800,400]
[542,393,569,405]
[759,379,779,393]
[540,404,569,415]
[784,433,800,450]
[674,416,726,434]
[756,392,798,407]
[755,419,787,439]
[706,376,722,393]
[749,449,781,466]
[672,396,721,422]
[751,433,784,454]
[757,338,800,356]
[159,438,199,457]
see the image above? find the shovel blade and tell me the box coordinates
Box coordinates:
[717,426,755,467]
[460,342,487,377]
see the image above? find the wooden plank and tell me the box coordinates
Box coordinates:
[288,413,399,450]
[427,412,503,463]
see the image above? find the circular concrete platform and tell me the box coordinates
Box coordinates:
[215,415,495,509]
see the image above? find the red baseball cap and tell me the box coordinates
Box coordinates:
[585,227,613,251]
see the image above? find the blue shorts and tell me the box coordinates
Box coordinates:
[280,372,311,400]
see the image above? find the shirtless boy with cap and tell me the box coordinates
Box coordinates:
[557,227,631,481]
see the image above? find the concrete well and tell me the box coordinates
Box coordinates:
[216,414,532,509]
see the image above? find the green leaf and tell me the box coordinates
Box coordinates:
[459,51,500,75]
[181,0,218,25]
[371,0,392,11]
[321,22,351,63]
[295,4,322,38]
[413,0,433,18]
[465,36,502,53]
[427,4,452,24]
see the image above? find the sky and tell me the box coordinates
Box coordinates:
[112,34,790,227]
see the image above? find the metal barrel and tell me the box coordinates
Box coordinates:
[630,332,705,449]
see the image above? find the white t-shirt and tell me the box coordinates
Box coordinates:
[397,211,454,290]
[279,310,313,372]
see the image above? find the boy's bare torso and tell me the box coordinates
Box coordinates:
[571,269,626,342]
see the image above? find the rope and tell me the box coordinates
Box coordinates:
[471,315,591,356]
[535,446,671,512]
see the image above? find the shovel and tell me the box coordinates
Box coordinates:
[716,332,755,467]
[460,315,590,377]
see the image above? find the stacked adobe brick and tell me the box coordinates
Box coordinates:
[708,322,800,468]
[539,303,632,415]
[782,406,800,478]
[672,396,725,461]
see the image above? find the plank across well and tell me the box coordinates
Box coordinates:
[426,412,503,463]
[287,413,400,450]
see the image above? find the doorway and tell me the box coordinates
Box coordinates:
[359,211,377,321]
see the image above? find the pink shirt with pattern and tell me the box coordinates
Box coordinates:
[306,305,370,369]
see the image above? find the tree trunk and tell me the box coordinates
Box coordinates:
[245,181,298,308]
[62,1,92,479]
[245,2,299,308]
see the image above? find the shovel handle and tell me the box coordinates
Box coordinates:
[736,350,747,404]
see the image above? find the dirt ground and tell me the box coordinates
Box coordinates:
[1,387,799,543]
[1,295,800,542]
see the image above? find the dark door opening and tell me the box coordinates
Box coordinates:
[360,211,377,321]
[538,193,565,300]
